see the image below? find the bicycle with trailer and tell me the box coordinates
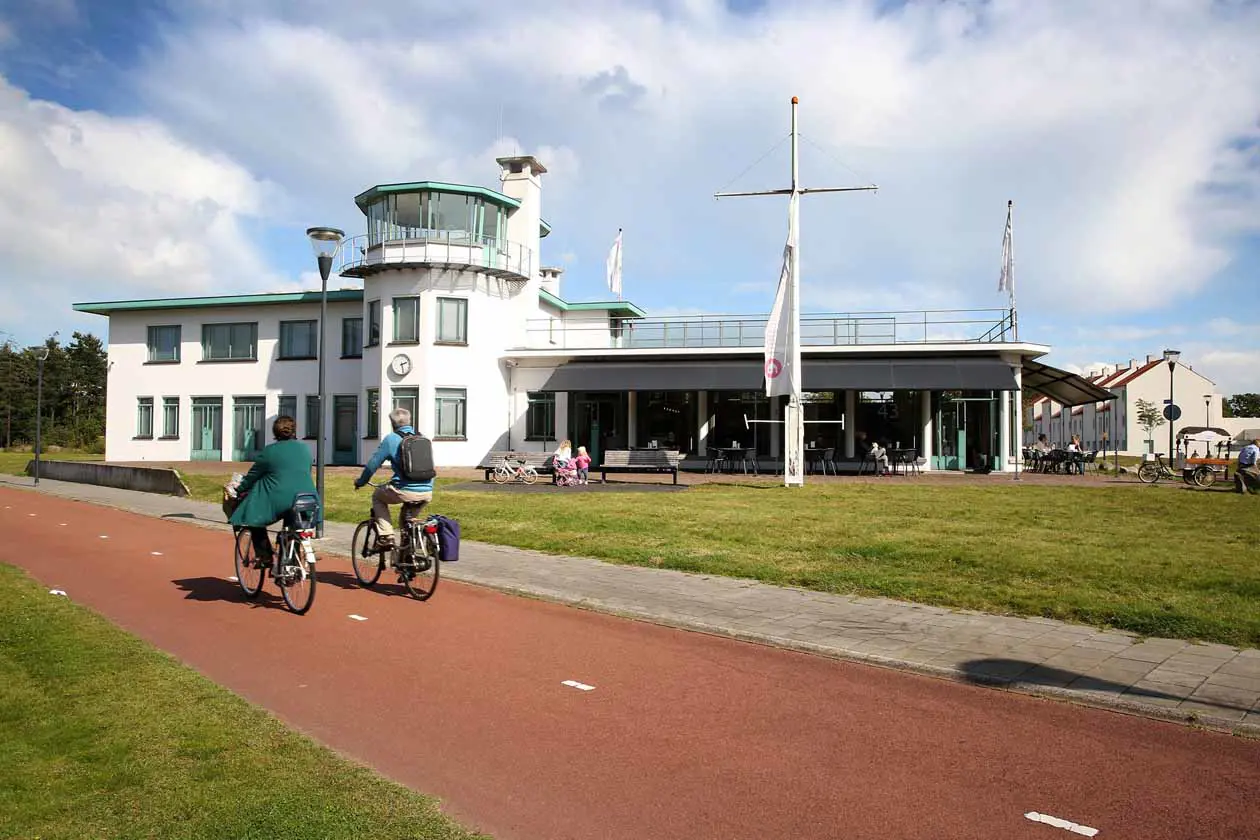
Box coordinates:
[350,480,441,600]
[230,491,320,615]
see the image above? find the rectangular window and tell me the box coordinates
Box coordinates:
[393,297,420,343]
[435,388,466,439]
[279,395,297,422]
[367,300,381,346]
[366,388,380,438]
[161,397,179,438]
[147,325,181,363]
[342,317,363,358]
[279,320,318,360]
[526,392,555,441]
[136,397,154,438]
[391,387,419,427]
[305,395,320,440]
[436,297,468,344]
[202,322,258,361]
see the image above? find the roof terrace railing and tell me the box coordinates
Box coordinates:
[523,308,1018,350]
[336,232,533,280]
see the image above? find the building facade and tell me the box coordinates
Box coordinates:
[77,154,1106,473]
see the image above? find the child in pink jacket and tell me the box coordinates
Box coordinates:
[573,446,592,484]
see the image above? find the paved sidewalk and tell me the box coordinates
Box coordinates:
[4,474,1259,734]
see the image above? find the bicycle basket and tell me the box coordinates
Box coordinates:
[290,493,321,529]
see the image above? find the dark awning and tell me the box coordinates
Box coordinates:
[539,357,1020,393]
[1021,359,1117,407]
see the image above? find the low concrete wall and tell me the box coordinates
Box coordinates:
[26,460,190,497]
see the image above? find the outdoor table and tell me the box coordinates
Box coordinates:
[717,447,752,474]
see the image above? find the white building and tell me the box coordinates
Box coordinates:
[1026,354,1259,456]
[76,153,1110,474]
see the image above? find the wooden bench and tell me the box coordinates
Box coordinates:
[478,451,555,481]
[600,450,681,485]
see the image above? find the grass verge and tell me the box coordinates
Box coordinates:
[0,563,487,840]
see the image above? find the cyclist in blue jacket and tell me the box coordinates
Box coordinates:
[353,407,433,550]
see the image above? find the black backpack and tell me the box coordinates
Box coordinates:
[397,432,437,483]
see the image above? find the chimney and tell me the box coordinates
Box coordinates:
[540,266,563,297]
[497,155,546,273]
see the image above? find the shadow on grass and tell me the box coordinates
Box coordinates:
[958,658,1253,717]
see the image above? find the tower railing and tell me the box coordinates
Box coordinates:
[336,232,533,280]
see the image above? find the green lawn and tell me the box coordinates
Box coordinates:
[0,450,102,476]
[182,469,1260,648]
[0,563,487,840]
[12,452,1260,647]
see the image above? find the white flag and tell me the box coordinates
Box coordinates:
[606,229,623,298]
[998,202,1013,295]
[764,195,799,397]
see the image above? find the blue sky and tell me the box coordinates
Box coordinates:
[1,0,1257,394]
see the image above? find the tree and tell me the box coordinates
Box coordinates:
[1135,398,1165,449]
[1226,393,1260,419]
[0,330,107,450]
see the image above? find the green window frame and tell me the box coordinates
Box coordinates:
[305,395,320,441]
[367,300,381,347]
[366,388,380,438]
[147,325,181,363]
[526,392,555,441]
[342,317,363,358]
[391,387,419,427]
[393,297,420,343]
[436,297,468,344]
[202,323,257,361]
[278,395,297,422]
[435,388,466,439]
[136,397,154,439]
[161,396,179,439]
[279,320,318,360]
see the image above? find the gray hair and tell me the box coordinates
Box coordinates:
[389,407,411,429]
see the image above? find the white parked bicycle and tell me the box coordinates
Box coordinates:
[492,456,539,485]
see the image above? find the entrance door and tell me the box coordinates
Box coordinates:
[333,395,358,465]
[935,397,963,471]
[934,393,1000,471]
[191,398,223,461]
[572,394,623,468]
[232,397,265,461]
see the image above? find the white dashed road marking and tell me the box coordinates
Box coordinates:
[561,680,595,692]
[151,552,163,556]
[99,535,109,539]
[1025,812,1099,837]
[59,523,67,526]
[348,614,368,622]
[28,513,36,517]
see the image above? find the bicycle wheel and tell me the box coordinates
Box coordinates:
[521,466,539,485]
[403,531,440,601]
[1136,463,1161,484]
[277,535,316,615]
[234,528,265,599]
[492,466,510,484]
[1193,466,1217,488]
[350,520,384,587]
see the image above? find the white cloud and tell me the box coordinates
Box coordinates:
[0,74,290,338]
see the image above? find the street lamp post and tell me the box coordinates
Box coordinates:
[1163,349,1180,461]
[1204,394,1212,428]
[306,226,346,539]
[35,346,50,487]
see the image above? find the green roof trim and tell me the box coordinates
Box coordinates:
[353,181,552,238]
[73,287,645,318]
[539,288,646,318]
[540,218,552,238]
[72,290,366,316]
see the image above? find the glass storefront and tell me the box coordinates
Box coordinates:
[932,391,1000,471]
[635,391,697,453]
[855,391,922,452]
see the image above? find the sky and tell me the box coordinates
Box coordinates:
[0,0,1257,395]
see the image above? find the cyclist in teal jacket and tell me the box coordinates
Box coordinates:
[353,407,433,550]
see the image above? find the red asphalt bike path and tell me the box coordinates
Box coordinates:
[2,488,1258,840]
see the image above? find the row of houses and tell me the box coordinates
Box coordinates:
[1026,355,1258,456]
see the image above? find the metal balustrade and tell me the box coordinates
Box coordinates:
[336,232,533,281]
[523,309,1018,350]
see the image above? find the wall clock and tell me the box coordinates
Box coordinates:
[390,354,411,376]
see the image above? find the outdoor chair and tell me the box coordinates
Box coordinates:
[705,448,727,474]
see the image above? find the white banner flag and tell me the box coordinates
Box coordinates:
[606,229,623,298]
[764,196,799,397]
[998,202,1013,295]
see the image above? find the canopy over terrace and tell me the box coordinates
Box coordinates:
[1019,359,1117,407]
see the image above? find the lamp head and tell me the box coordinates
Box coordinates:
[1163,348,1181,367]
[305,227,345,260]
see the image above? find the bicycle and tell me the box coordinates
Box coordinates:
[491,456,539,485]
[1137,452,1216,487]
[350,482,440,600]
[232,492,319,614]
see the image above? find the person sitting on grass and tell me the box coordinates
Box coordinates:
[227,415,317,574]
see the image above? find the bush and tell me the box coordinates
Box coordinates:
[85,435,106,455]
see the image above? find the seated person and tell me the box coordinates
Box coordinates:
[553,438,573,468]
[856,431,890,475]
[353,408,434,550]
[228,415,317,573]
[1236,437,1260,495]
[1033,433,1052,453]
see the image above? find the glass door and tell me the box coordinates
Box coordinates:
[333,395,358,465]
[191,398,223,461]
[232,397,265,461]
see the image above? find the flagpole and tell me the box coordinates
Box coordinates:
[1008,200,1018,341]
[617,228,623,301]
[784,97,804,487]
